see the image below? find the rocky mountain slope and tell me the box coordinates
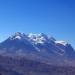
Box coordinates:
[0,55,75,75]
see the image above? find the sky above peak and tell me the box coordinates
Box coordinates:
[0,0,75,48]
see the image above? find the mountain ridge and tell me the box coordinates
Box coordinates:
[0,32,75,66]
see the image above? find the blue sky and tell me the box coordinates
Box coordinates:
[0,0,75,48]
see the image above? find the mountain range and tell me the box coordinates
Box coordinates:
[0,32,75,75]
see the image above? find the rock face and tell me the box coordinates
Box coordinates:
[0,32,75,75]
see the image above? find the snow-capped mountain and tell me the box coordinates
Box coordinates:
[0,32,75,66]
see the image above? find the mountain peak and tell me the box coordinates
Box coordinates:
[15,32,22,36]
[9,32,26,40]
[28,33,50,44]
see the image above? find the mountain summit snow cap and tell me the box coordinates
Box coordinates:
[55,40,68,46]
[15,32,22,36]
[28,33,56,44]
[28,33,47,44]
[9,32,27,40]
[9,32,70,46]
